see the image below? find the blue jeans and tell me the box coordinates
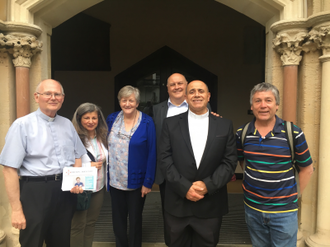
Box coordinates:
[244,205,298,247]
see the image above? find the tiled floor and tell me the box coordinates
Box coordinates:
[93,179,251,246]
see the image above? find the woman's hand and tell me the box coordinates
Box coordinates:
[70,185,83,194]
[91,161,103,170]
[141,185,151,198]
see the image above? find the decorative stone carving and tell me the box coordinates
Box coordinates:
[302,41,318,53]
[273,30,309,66]
[0,48,8,66]
[0,33,42,68]
[309,25,330,56]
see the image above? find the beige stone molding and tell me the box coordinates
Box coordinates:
[0,33,43,68]
[272,29,308,66]
[0,230,5,246]
[11,227,20,247]
[306,11,330,28]
[0,20,42,37]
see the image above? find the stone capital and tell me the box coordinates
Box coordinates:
[0,33,43,68]
[0,48,9,66]
[309,24,330,57]
[272,29,308,66]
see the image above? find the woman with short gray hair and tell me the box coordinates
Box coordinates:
[106,85,156,247]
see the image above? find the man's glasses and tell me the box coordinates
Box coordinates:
[37,92,64,99]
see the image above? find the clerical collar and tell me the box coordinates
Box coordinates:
[188,109,209,119]
[37,108,56,122]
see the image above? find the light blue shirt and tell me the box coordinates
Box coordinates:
[0,108,86,176]
[166,98,188,118]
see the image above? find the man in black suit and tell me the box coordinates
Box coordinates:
[158,80,237,247]
[152,73,189,245]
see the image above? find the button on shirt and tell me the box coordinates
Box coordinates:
[166,99,188,118]
[188,110,209,169]
[0,108,86,176]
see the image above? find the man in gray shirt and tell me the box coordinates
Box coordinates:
[0,79,86,247]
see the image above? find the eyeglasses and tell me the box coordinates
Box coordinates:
[37,92,64,99]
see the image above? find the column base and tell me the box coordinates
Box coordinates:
[297,229,305,247]
[306,231,330,247]
[0,229,6,247]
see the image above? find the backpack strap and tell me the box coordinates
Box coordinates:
[241,122,250,178]
[86,150,96,162]
[241,122,250,147]
[284,121,301,197]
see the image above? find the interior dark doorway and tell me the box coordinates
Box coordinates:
[114,46,218,113]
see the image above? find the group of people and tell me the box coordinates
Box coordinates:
[0,73,313,247]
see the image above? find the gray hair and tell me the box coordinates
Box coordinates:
[250,82,280,105]
[36,79,65,95]
[118,85,140,104]
[72,103,108,147]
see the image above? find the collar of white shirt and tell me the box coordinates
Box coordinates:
[166,98,188,118]
[188,109,209,119]
[37,108,56,122]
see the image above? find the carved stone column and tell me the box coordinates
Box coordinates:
[306,22,330,247]
[271,21,309,247]
[272,24,308,124]
[0,33,42,118]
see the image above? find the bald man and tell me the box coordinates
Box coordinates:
[158,80,236,247]
[0,79,86,247]
[152,73,189,245]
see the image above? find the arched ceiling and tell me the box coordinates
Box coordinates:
[32,0,284,29]
[215,0,283,25]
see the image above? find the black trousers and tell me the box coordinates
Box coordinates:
[19,179,76,247]
[159,181,170,246]
[164,211,222,247]
[109,186,146,247]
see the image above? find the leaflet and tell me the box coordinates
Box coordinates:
[62,167,97,191]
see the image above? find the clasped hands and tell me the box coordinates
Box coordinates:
[186,181,208,202]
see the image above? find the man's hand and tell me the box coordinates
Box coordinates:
[210,112,222,118]
[70,185,83,194]
[192,181,208,196]
[141,185,151,198]
[186,185,204,202]
[91,161,103,170]
[11,208,26,230]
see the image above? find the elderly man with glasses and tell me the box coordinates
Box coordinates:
[0,79,86,247]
